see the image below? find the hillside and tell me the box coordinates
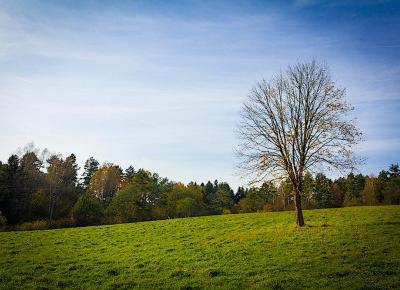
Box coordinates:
[0,206,399,289]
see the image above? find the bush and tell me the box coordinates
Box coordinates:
[262,203,274,212]
[151,206,168,220]
[222,208,231,215]
[49,218,74,229]
[72,195,104,226]
[14,220,48,231]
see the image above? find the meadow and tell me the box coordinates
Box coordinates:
[0,205,399,289]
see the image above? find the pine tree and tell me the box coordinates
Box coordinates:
[82,157,99,190]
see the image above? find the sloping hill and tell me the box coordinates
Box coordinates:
[0,206,399,289]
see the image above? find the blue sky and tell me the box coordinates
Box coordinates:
[0,0,399,188]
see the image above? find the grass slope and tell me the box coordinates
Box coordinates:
[0,206,399,289]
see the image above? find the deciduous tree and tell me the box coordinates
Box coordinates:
[88,163,122,204]
[237,61,361,226]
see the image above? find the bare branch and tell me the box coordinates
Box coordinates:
[236,60,362,189]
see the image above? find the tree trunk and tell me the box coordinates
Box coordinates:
[48,191,55,224]
[294,190,305,227]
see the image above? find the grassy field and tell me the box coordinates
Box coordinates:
[0,206,399,289]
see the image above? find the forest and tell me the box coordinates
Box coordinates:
[0,144,399,230]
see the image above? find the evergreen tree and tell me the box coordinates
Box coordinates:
[314,173,332,208]
[0,157,20,224]
[302,172,314,209]
[234,187,246,203]
[82,157,99,189]
[389,164,400,178]
[124,166,135,182]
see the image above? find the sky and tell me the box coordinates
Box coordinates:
[0,0,399,189]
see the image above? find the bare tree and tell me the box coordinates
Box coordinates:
[236,61,362,226]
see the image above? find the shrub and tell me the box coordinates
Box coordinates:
[222,208,231,215]
[72,195,104,226]
[151,206,168,220]
[262,203,274,212]
[14,220,48,231]
[49,218,74,229]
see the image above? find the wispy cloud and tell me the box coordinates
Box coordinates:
[0,1,399,187]
[357,138,400,153]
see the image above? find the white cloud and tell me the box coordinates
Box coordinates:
[0,1,399,188]
[357,138,400,153]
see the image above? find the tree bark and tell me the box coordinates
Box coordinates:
[294,190,305,227]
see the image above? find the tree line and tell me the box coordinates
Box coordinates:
[0,145,399,230]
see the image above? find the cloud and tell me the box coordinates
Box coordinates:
[357,138,400,153]
[0,0,399,188]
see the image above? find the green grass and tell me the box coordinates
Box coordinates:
[0,206,399,289]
